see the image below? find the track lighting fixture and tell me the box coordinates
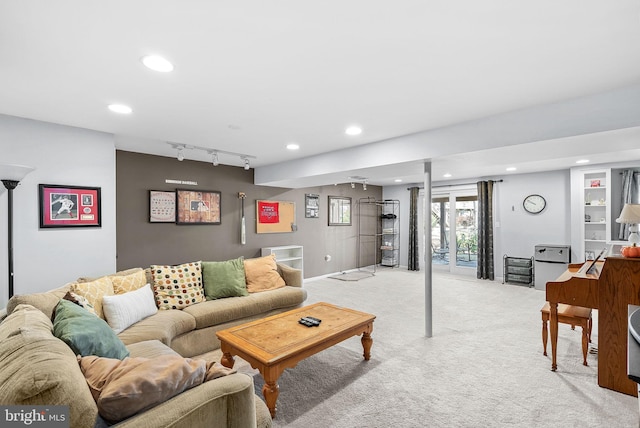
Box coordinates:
[347,175,368,190]
[167,142,255,169]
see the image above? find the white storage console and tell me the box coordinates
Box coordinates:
[261,245,304,278]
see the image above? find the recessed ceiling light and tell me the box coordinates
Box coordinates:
[394,179,403,183]
[108,104,132,114]
[141,55,174,72]
[443,173,452,178]
[506,167,517,172]
[286,143,300,150]
[576,159,590,164]
[345,126,362,136]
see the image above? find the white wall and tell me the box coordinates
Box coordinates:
[0,115,116,308]
[383,169,571,278]
[493,170,571,278]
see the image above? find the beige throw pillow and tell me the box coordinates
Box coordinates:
[244,254,286,293]
[71,276,115,319]
[78,354,235,422]
[109,269,147,295]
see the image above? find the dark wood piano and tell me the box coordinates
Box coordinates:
[546,255,640,396]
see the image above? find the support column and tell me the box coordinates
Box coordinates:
[424,161,433,338]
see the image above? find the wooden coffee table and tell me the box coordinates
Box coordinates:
[216,302,376,418]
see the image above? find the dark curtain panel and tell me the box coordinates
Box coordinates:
[408,187,420,271]
[477,181,494,280]
[618,170,640,239]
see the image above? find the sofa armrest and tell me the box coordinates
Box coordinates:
[277,263,302,287]
[114,373,257,428]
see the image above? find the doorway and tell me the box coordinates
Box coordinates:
[419,186,478,275]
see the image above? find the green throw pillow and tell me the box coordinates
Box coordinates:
[202,257,249,300]
[53,299,129,359]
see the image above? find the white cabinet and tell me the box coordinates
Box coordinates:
[261,245,303,277]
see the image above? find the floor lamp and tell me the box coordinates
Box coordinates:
[1,164,35,299]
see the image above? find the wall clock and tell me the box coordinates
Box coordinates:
[523,194,546,214]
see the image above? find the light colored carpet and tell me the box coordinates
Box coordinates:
[248,268,638,428]
[328,270,375,281]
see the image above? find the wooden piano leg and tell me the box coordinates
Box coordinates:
[550,301,558,371]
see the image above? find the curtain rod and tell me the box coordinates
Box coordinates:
[407,179,503,190]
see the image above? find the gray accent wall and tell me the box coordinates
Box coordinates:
[116,151,381,278]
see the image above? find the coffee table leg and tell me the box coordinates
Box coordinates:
[361,326,373,360]
[262,378,279,418]
[220,351,235,369]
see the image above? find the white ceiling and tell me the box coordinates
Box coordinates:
[1,1,640,187]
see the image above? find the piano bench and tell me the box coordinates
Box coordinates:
[541,302,592,366]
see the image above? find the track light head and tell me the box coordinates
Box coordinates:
[363,183,367,190]
[351,183,355,189]
[212,152,219,166]
[177,147,185,161]
[243,157,250,170]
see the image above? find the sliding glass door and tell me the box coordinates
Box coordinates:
[422,186,478,275]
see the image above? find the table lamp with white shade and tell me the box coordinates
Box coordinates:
[1,164,35,299]
[616,203,640,245]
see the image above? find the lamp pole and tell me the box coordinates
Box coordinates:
[1,180,18,298]
[1,164,35,301]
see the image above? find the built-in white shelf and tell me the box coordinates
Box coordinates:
[261,245,303,278]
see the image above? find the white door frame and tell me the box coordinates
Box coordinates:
[421,185,477,276]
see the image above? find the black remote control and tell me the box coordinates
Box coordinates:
[299,317,320,327]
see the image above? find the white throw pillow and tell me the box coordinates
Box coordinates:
[102,284,158,334]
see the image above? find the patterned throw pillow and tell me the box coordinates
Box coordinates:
[150,261,205,310]
[109,269,147,295]
[71,276,115,319]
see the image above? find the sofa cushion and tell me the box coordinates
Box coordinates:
[53,299,130,359]
[183,286,307,329]
[127,340,181,359]
[78,354,210,422]
[102,284,158,334]
[0,304,53,341]
[6,283,73,319]
[244,254,286,293]
[151,261,205,310]
[71,276,115,319]
[117,309,197,347]
[109,268,147,294]
[0,304,99,428]
[202,257,249,300]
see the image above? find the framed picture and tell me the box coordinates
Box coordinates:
[590,179,601,187]
[39,184,101,228]
[305,193,319,218]
[149,190,176,223]
[176,189,221,225]
[328,196,351,226]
